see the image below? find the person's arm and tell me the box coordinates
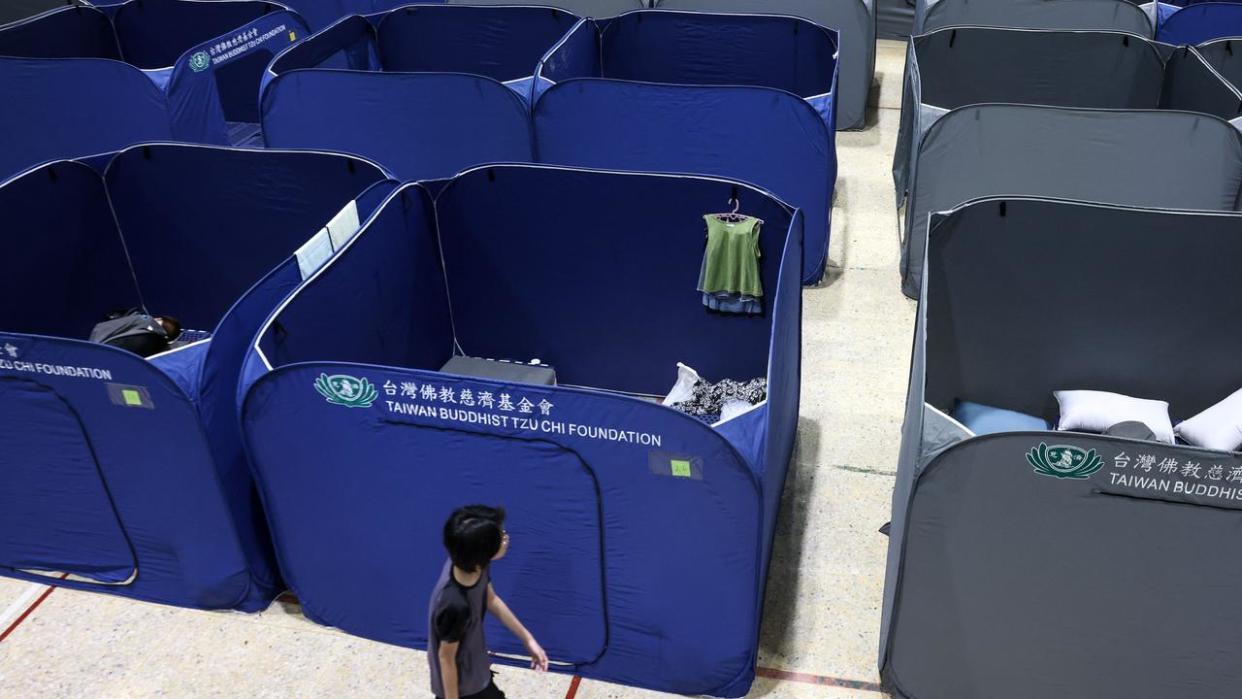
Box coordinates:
[439,640,460,699]
[487,583,549,671]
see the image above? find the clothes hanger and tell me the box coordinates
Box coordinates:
[714,193,764,225]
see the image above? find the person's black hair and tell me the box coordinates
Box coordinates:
[443,505,506,572]
[158,316,182,341]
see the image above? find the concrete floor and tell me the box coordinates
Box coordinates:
[0,41,913,698]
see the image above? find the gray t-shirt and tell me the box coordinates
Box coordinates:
[428,560,491,698]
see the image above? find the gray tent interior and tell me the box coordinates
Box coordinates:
[895,28,1167,213]
[901,105,1242,297]
[1194,38,1242,93]
[878,0,913,37]
[0,0,85,26]
[914,0,1152,35]
[1160,45,1242,123]
[882,197,1242,699]
[654,0,876,130]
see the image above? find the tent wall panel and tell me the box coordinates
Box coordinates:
[111,0,274,69]
[884,198,1242,698]
[915,0,1153,35]
[240,166,803,697]
[0,0,87,26]
[533,10,838,284]
[1197,37,1242,91]
[262,5,567,179]
[1158,1,1242,43]
[1161,45,1242,125]
[879,0,914,37]
[447,0,646,16]
[0,5,310,177]
[0,58,173,181]
[262,71,534,180]
[654,0,876,130]
[0,377,137,584]
[534,82,835,286]
[0,5,121,59]
[0,162,138,338]
[275,0,422,31]
[376,4,577,82]
[0,334,256,608]
[894,27,1171,248]
[901,105,1242,297]
[0,146,390,611]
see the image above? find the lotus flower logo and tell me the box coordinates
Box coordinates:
[314,373,377,409]
[189,51,211,72]
[1027,443,1104,480]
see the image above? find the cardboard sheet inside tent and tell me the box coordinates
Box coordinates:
[881,197,1242,699]
[1159,1,1242,43]
[0,144,389,611]
[240,164,802,698]
[652,0,875,131]
[914,0,1154,35]
[262,5,578,179]
[0,2,308,178]
[532,9,838,284]
[901,105,1242,298]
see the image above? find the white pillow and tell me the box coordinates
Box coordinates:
[1055,390,1174,444]
[1176,388,1242,452]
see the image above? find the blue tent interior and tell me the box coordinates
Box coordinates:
[0,1,308,175]
[0,144,389,611]
[1159,1,1242,43]
[262,5,578,179]
[532,10,839,284]
[239,164,802,697]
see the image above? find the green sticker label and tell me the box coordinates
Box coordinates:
[107,383,154,410]
[649,451,701,480]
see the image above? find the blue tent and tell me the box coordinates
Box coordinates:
[0,144,390,612]
[239,164,802,697]
[273,0,444,31]
[0,1,309,179]
[261,5,578,179]
[1158,1,1242,43]
[532,10,839,284]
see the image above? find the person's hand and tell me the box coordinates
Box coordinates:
[526,637,549,672]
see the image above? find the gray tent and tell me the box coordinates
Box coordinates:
[893,27,1242,277]
[895,28,1166,214]
[881,196,1242,699]
[1160,45,1242,123]
[900,105,1242,297]
[447,0,646,15]
[878,0,913,37]
[914,0,1153,35]
[0,0,85,27]
[654,0,876,130]
[1195,37,1242,92]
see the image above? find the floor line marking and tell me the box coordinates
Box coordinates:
[0,581,61,643]
[0,583,46,630]
[756,666,887,694]
[563,675,582,699]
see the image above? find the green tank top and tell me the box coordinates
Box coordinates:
[698,215,763,298]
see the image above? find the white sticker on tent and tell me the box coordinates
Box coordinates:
[296,229,333,280]
[326,200,360,251]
